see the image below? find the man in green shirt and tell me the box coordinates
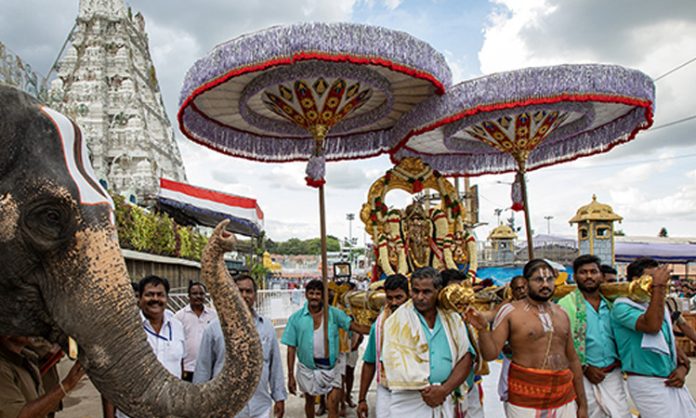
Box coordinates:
[611,257,696,418]
[558,255,630,418]
[281,279,368,418]
[382,267,473,417]
[356,273,410,418]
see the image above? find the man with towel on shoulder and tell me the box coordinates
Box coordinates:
[381,267,474,418]
[611,257,696,418]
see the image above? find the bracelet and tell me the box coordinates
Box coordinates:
[58,381,68,396]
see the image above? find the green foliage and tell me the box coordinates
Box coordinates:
[264,235,340,255]
[113,194,208,261]
[250,262,270,290]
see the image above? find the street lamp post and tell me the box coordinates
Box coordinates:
[346,213,355,262]
[544,215,554,234]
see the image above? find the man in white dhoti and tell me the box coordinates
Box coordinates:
[611,258,696,418]
[558,255,631,418]
[282,279,369,418]
[356,274,410,418]
[382,267,474,418]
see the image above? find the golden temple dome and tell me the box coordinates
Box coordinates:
[569,195,623,224]
[488,224,517,240]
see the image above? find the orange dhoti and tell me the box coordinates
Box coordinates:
[505,363,577,417]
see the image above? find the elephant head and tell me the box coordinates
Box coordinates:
[0,85,262,417]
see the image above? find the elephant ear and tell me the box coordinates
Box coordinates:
[0,86,34,179]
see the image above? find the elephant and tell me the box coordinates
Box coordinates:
[0,85,262,417]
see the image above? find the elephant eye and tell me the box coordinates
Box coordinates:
[23,202,75,251]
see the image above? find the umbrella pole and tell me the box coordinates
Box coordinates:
[311,130,331,360]
[518,166,535,260]
[319,183,330,359]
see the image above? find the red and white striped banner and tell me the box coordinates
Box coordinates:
[159,178,263,229]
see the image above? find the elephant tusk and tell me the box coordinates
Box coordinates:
[68,337,78,360]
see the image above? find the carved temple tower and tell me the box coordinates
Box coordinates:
[48,0,186,206]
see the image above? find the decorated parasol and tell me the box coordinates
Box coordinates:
[178,22,451,355]
[389,64,655,259]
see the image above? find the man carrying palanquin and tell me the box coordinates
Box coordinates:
[356,273,410,418]
[382,267,474,418]
[558,255,631,418]
[441,268,485,418]
[282,279,369,418]
[611,257,696,418]
[469,259,588,418]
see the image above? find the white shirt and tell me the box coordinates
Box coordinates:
[116,310,186,418]
[174,304,218,372]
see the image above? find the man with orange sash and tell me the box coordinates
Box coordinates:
[356,274,410,418]
[469,259,588,418]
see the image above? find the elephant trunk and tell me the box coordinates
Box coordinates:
[42,222,262,417]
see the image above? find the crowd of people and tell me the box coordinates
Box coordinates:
[2,255,696,418]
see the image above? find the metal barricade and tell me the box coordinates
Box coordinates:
[167,289,303,329]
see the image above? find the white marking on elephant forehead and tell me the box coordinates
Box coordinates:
[0,193,19,241]
[40,107,114,220]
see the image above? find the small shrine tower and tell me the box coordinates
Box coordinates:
[488,224,517,264]
[569,195,622,265]
[48,0,186,206]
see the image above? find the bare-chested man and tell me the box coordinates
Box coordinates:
[468,259,588,418]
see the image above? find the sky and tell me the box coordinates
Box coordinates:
[2,0,695,246]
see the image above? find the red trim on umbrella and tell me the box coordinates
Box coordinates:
[178,52,446,144]
[388,94,654,176]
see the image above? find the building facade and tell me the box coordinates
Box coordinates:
[48,0,186,206]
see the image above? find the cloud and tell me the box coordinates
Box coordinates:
[259,164,308,191]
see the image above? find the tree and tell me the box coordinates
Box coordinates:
[658,227,669,238]
[614,229,626,236]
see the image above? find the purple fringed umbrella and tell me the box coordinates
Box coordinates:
[389,64,655,259]
[178,22,451,355]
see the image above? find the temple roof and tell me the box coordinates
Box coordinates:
[569,195,623,224]
[488,224,517,240]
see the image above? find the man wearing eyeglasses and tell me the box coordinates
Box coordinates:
[468,259,588,418]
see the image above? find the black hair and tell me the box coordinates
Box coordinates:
[626,257,659,281]
[600,264,618,275]
[441,269,466,287]
[573,254,602,275]
[384,274,409,294]
[510,275,526,286]
[188,281,207,293]
[138,275,170,295]
[305,279,324,292]
[411,267,443,289]
[234,274,257,292]
[522,259,554,280]
[130,282,140,293]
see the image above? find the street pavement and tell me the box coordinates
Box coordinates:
[57,343,696,418]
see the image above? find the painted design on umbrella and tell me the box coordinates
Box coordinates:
[389,64,655,258]
[178,22,452,167]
